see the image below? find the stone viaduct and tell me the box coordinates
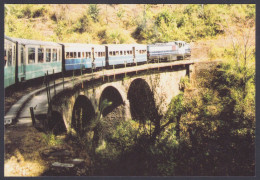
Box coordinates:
[48,62,194,135]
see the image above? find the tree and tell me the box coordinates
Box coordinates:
[88,4,100,22]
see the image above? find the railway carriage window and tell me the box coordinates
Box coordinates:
[46,48,51,62]
[66,52,70,58]
[130,51,132,55]
[28,47,35,64]
[127,51,129,55]
[8,46,12,66]
[124,51,126,55]
[73,52,76,58]
[82,52,85,58]
[113,51,116,56]
[13,45,16,65]
[98,52,101,57]
[69,52,73,58]
[38,48,44,63]
[109,51,112,56]
[88,52,91,57]
[21,47,24,65]
[53,49,57,62]
[78,52,81,58]
[102,52,105,57]
[120,51,123,55]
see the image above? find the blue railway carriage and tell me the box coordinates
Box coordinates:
[106,44,135,66]
[4,36,17,88]
[132,44,147,64]
[92,45,106,68]
[5,36,62,88]
[147,43,178,62]
[64,43,93,70]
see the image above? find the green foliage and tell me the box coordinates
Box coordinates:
[88,4,100,23]
[7,5,48,19]
[42,133,63,146]
[5,4,255,44]
[116,7,125,20]
[72,14,92,33]
[166,92,185,121]
[174,61,255,175]
[106,28,133,44]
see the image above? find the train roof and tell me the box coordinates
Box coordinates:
[63,43,105,51]
[106,44,146,51]
[6,36,61,46]
[5,35,17,43]
[148,43,173,47]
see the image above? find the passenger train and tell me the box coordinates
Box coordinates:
[4,36,191,88]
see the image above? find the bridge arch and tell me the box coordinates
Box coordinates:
[127,78,160,124]
[72,95,95,136]
[99,86,124,116]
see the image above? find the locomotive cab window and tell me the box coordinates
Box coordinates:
[38,48,44,63]
[53,49,57,61]
[28,47,35,64]
[46,48,51,62]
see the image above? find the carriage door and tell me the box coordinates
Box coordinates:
[133,47,136,63]
[20,45,26,81]
[91,47,95,69]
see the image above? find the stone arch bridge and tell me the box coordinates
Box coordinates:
[48,61,194,134]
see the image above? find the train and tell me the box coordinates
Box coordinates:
[4,35,191,88]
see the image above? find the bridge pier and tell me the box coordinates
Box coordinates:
[124,99,131,120]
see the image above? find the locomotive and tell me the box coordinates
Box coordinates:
[4,35,191,88]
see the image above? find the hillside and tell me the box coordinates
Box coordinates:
[5,4,255,44]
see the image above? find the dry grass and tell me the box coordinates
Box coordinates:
[5,126,49,176]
